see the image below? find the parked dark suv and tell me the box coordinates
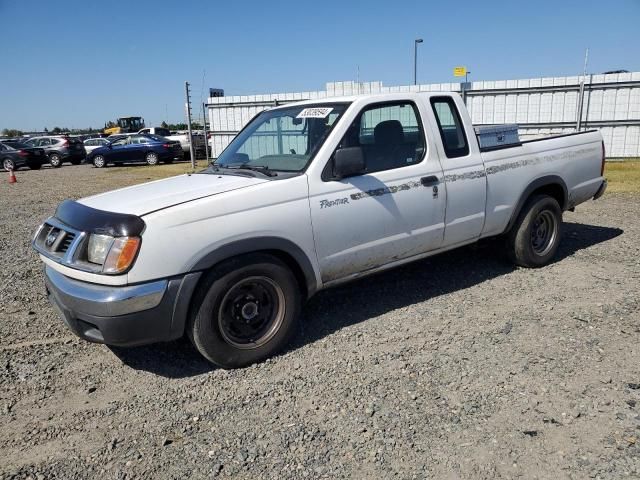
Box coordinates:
[23,136,86,167]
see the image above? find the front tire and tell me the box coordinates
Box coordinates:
[49,153,62,168]
[3,158,16,171]
[145,152,159,165]
[92,155,106,168]
[507,194,562,268]
[189,253,301,369]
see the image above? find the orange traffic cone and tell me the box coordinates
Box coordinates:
[8,169,17,184]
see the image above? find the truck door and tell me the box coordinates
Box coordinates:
[428,96,487,245]
[308,100,446,284]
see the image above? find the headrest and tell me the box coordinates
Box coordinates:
[374,120,404,145]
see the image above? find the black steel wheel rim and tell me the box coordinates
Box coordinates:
[530,210,557,256]
[218,276,285,349]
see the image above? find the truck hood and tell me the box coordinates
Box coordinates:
[79,173,268,216]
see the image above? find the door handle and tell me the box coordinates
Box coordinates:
[420,175,439,187]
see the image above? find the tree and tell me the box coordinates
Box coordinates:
[160,121,169,128]
[44,127,49,133]
[1,128,24,138]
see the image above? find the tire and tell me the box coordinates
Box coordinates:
[92,155,106,168]
[49,153,62,168]
[145,152,159,165]
[189,253,301,369]
[2,158,16,171]
[27,161,42,170]
[507,194,562,268]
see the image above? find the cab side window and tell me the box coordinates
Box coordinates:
[338,102,425,174]
[430,97,469,158]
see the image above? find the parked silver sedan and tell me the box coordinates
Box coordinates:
[83,137,109,155]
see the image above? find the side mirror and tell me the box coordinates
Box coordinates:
[333,146,365,179]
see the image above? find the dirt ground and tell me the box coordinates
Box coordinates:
[0,164,639,479]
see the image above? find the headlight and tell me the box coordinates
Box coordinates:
[87,234,141,274]
[87,234,114,264]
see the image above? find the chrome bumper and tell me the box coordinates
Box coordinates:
[45,266,167,317]
[44,266,202,347]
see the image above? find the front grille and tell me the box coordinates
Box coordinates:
[34,221,81,261]
[59,232,76,253]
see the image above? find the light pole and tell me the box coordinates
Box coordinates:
[414,38,423,85]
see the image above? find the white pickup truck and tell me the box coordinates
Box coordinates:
[137,127,206,157]
[33,92,607,368]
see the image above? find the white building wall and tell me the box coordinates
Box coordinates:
[207,72,640,158]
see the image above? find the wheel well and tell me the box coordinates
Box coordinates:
[197,249,310,299]
[261,249,309,298]
[506,179,568,233]
[530,183,566,210]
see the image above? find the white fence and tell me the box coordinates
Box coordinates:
[207,72,640,158]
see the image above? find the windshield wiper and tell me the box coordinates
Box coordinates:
[221,164,277,177]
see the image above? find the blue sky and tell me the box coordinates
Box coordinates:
[1,0,639,131]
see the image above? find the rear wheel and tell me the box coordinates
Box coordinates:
[2,158,16,171]
[507,194,562,268]
[49,153,62,168]
[189,253,301,369]
[145,152,159,165]
[92,155,106,168]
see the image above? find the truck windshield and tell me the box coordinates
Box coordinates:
[211,103,349,172]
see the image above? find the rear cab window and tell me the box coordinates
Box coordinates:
[430,97,469,158]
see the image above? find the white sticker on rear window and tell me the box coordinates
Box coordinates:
[296,107,333,119]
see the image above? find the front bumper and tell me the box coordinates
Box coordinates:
[44,266,201,347]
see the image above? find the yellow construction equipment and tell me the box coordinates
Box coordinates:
[104,117,145,135]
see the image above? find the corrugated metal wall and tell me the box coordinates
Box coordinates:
[207,72,640,158]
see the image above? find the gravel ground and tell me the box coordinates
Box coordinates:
[1,165,639,479]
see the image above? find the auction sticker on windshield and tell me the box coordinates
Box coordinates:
[296,107,333,119]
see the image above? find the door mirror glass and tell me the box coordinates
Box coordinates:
[333,146,365,179]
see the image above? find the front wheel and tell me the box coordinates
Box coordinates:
[49,153,62,168]
[145,152,159,165]
[189,253,301,369]
[3,158,16,171]
[92,155,106,168]
[507,194,562,268]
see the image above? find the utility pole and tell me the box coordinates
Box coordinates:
[184,81,196,169]
[202,102,210,163]
[413,38,423,85]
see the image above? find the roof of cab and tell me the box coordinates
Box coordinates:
[268,91,459,110]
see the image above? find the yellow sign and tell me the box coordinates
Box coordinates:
[453,66,467,77]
